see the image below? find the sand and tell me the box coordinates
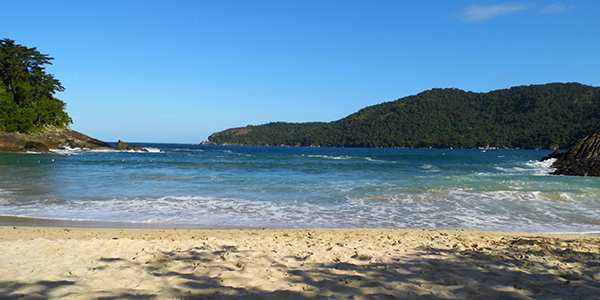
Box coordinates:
[1,226,599,299]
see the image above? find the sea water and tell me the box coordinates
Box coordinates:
[0,145,599,232]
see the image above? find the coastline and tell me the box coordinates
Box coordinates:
[1,226,599,299]
[0,126,118,152]
[3,215,599,235]
[0,215,257,230]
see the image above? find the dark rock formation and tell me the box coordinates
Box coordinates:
[116,140,149,152]
[551,131,600,176]
[0,126,119,152]
[540,150,564,161]
[132,145,148,152]
[59,139,80,149]
[552,158,600,176]
[23,141,50,152]
[117,140,132,150]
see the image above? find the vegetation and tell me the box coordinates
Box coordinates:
[209,83,600,149]
[0,39,72,133]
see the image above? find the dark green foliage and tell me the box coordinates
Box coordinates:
[209,83,600,149]
[0,39,72,133]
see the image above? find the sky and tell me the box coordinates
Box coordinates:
[2,1,599,143]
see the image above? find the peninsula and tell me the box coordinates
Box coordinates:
[0,39,117,152]
[208,83,600,150]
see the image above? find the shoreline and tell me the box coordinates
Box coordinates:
[2,215,599,235]
[0,215,261,230]
[2,226,600,299]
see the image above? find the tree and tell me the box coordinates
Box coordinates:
[0,39,71,132]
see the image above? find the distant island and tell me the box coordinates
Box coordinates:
[208,83,600,149]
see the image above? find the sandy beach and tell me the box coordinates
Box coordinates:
[1,226,599,299]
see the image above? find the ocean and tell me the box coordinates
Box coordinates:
[1,145,599,232]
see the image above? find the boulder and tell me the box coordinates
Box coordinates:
[117,140,149,152]
[551,131,600,176]
[540,150,564,161]
[59,139,80,149]
[117,140,133,150]
[132,145,149,152]
[23,141,50,152]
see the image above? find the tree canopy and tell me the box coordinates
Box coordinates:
[208,83,600,149]
[0,39,72,133]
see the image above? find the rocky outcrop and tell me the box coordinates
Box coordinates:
[0,126,119,152]
[23,141,51,152]
[116,140,149,152]
[116,140,131,150]
[540,150,564,161]
[59,139,80,149]
[552,158,600,176]
[550,131,600,176]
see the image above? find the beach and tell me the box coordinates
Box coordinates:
[1,226,599,299]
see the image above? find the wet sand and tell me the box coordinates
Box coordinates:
[1,226,599,299]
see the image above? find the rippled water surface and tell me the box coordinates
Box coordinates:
[1,145,599,232]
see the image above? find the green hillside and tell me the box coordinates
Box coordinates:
[208,83,600,149]
[0,39,72,133]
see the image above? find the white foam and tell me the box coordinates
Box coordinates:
[525,158,556,175]
[307,155,353,160]
[143,147,161,153]
[1,188,598,232]
[2,148,599,232]
[493,158,555,176]
[364,157,389,163]
[50,148,122,155]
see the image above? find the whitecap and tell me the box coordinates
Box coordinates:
[307,155,353,160]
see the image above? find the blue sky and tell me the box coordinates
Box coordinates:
[2,1,599,143]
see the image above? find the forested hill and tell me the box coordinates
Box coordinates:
[208,83,600,149]
[0,39,72,133]
[0,39,118,152]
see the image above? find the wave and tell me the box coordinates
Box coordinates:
[492,158,555,176]
[50,147,162,155]
[304,155,392,164]
[51,149,106,155]
[2,148,598,233]
[305,154,354,160]
[1,189,599,232]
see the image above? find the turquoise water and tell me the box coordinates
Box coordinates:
[1,145,599,232]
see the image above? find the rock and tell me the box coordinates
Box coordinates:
[117,140,149,152]
[132,145,149,152]
[552,157,600,176]
[551,131,600,176]
[0,126,119,152]
[59,139,80,149]
[540,150,564,161]
[117,140,133,150]
[23,141,50,152]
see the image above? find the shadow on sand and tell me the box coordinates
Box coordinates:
[1,235,599,299]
